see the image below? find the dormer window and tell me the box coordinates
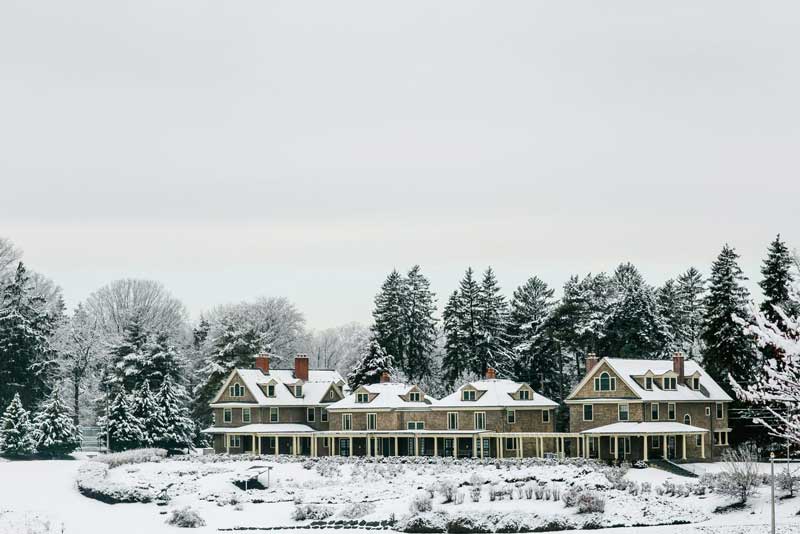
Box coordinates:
[295,385,303,397]
[593,372,616,391]
[664,377,677,390]
[644,377,653,390]
[519,390,530,400]
[356,392,369,403]
[229,383,245,398]
[691,377,700,390]
[462,390,476,401]
[267,384,276,397]
[409,392,421,402]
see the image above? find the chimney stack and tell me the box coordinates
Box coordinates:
[585,353,598,374]
[255,353,270,374]
[486,367,497,380]
[380,371,391,383]
[294,354,309,381]
[673,351,685,381]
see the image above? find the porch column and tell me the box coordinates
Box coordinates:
[498,437,503,459]
[295,436,300,456]
[394,436,399,456]
[662,435,668,459]
[614,435,619,460]
[539,437,544,458]
[642,436,648,461]
[700,433,705,459]
[349,436,353,457]
[682,435,687,460]
[366,435,371,457]
[414,434,419,456]
[584,435,589,458]
[274,436,279,456]
[433,436,438,457]
[226,435,230,454]
[518,436,522,458]
[480,437,485,459]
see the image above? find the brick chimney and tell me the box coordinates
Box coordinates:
[673,351,685,381]
[294,354,309,381]
[255,353,270,374]
[380,371,391,383]
[585,353,598,375]
[486,367,497,380]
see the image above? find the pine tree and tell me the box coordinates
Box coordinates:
[132,381,164,447]
[441,290,467,386]
[371,270,407,370]
[657,279,688,352]
[476,267,510,374]
[33,390,81,457]
[0,393,37,456]
[0,263,56,408]
[347,337,394,389]
[702,244,758,393]
[500,277,556,393]
[155,376,194,451]
[676,267,706,359]
[760,234,798,329]
[104,314,149,393]
[402,265,437,381]
[100,393,144,452]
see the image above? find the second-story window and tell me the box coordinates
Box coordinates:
[269,407,279,422]
[583,404,593,421]
[462,390,476,401]
[447,412,458,430]
[716,403,724,419]
[356,392,369,403]
[668,403,676,420]
[507,410,515,424]
[342,413,352,430]
[651,403,659,420]
[223,408,232,423]
[409,392,421,402]
[321,408,329,422]
[542,410,550,423]
[367,413,377,430]
[474,412,486,430]
[307,408,315,422]
[618,404,629,421]
[242,408,251,423]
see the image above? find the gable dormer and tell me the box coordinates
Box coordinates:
[660,370,678,391]
[636,370,656,391]
[321,383,344,403]
[354,386,372,404]
[460,384,479,402]
[685,371,702,391]
[401,385,427,403]
[215,370,257,403]
[258,377,279,398]
[513,384,535,401]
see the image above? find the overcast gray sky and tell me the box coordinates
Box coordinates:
[1,1,798,329]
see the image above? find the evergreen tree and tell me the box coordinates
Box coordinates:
[0,263,56,408]
[441,290,467,386]
[104,313,149,393]
[402,265,438,381]
[457,268,483,374]
[99,393,144,452]
[477,267,510,374]
[676,267,706,359]
[702,244,758,392]
[33,390,81,457]
[499,277,556,392]
[0,393,37,456]
[657,279,687,352]
[132,381,164,447]
[155,376,194,450]
[371,270,407,370]
[760,234,798,329]
[347,337,394,389]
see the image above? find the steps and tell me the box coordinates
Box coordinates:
[649,459,698,478]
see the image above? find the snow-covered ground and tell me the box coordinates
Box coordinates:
[1,455,800,534]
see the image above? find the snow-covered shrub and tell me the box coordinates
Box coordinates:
[315,460,341,478]
[292,504,334,521]
[551,484,561,501]
[717,444,761,504]
[166,507,206,528]
[655,484,665,496]
[778,467,798,494]
[436,479,457,503]
[293,493,304,505]
[339,502,375,519]
[454,490,465,505]
[603,464,628,489]
[446,512,493,533]
[469,486,481,502]
[409,491,433,514]
[523,484,533,499]
[76,462,153,504]
[626,481,640,496]
[469,472,484,487]
[576,492,605,514]
[534,485,545,500]
[561,486,581,507]
[398,511,448,533]
[93,448,167,468]
[641,482,652,493]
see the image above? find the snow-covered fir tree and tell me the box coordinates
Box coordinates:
[347,337,394,389]
[155,376,194,450]
[442,268,490,383]
[657,279,688,352]
[441,290,466,386]
[478,267,511,373]
[33,390,81,457]
[104,313,149,393]
[0,262,57,409]
[100,393,144,452]
[0,393,37,456]
[402,265,437,381]
[676,267,706,358]
[132,381,164,447]
[760,234,798,330]
[371,269,407,370]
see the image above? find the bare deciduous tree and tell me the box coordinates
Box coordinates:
[0,236,22,275]
[717,443,762,504]
[305,322,369,371]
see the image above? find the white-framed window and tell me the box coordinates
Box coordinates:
[668,403,676,420]
[409,392,421,402]
[295,385,303,397]
[583,404,593,421]
[267,384,276,397]
[242,407,251,423]
[356,392,369,403]
[223,408,232,423]
[650,436,660,449]
[367,413,377,430]
[618,403,629,421]
[691,377,700,390]
[307,408,315,422]
[228,435,241,448]
[542,410,550,423]
[447,412,458,430]
[705,406,711,416]
[474,412,486,430]
[269,407,279,422]
[462,390,476,401]
[407,421,424,430]
[716,403,724,419]
[229,383,245,398]
[593,372,616,391]
[321,408,328,422]
[664,376,677,390]
[342,413,352,430]
[645,376,653,390]
[651,403,659,420]
[519,390,530,400]
[684,414,691,425]
[507,410,515,424]
[505,437,516,450]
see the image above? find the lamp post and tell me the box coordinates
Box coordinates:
[770,451,776,534]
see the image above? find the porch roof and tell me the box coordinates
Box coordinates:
[580,422,708,435]
[202,424,315,434]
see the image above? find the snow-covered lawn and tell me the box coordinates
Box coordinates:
[1,455,800,534]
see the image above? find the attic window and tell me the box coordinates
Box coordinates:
[519,390,530,400]
[664,377,677,390]
[295,385,303,397]
[409,392,421,402]
[356,393,369,403]
[229,383,245,398]
[691,377,700,390]
[329,390,335,399]
[593,372,616,391]
[267,384,276,397]
[462,390,476,401]
[644,377,653,390]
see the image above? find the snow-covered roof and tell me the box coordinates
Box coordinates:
[202,423,315,434]
[327,382,436,411]
[435,379,558,409]
[580,421,709,435]
[210,367,345,407]
[566,357,732,403]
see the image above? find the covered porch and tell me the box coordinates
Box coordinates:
[203,423,318,456]
[315,430,489,458]
[579,422,709,462]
